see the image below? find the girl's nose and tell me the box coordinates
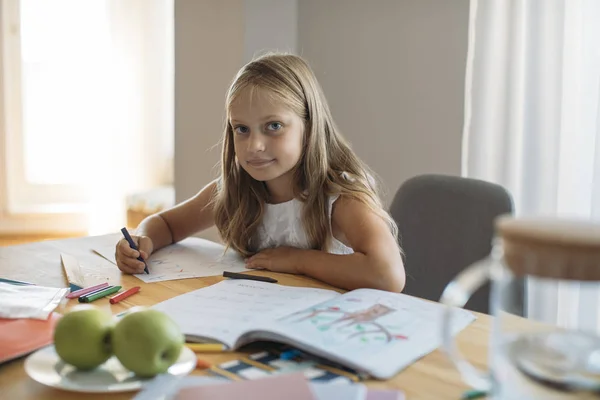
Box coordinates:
[247,132,266,152]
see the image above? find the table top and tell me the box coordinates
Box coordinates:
[0,235,491,399]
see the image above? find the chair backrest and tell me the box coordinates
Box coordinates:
[389,174,514,314]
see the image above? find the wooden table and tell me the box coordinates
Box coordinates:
[0,235,491,399]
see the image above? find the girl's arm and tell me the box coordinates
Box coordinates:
[140,179,218,250]
[116,180,218,274]
[246,196,406,292]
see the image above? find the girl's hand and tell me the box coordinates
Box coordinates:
[245,247,302,274]
[115,235,154,274]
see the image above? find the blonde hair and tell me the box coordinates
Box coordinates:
[213,53,398,257]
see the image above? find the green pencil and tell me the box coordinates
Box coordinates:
[80,286,122,303]
[462,389,487,400]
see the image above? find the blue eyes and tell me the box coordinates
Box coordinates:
[267,122,282,131]
[233,122,282,134]
[234,126,249,134]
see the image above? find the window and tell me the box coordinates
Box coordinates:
[0,0,174,233]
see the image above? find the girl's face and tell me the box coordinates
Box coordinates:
[229,87,304,193]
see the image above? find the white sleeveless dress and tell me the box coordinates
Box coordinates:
[255,195,354,255]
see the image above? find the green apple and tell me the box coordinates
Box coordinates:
[112,308,184,377]
[53,305,113,370]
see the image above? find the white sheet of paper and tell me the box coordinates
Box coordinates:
[93,237,249,283]
[0,234,122,290]
[152,280,339,347]
[60,253,86,288]
[52,234,124,286]
[0,282,69,320]
[88,234,121,265]
[92,247,117,264]
[136,238,248,283]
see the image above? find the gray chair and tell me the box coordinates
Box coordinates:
[389,174,515,314]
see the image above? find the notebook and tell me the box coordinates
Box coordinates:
[0,312,61,364]
[152,280,475,380]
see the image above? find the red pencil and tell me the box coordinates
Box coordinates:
[109,286,141,304]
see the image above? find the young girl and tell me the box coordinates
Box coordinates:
[116,53,405,292]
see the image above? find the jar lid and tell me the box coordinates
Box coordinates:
[495,215,600,281]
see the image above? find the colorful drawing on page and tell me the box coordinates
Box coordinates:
[285,303,409,344]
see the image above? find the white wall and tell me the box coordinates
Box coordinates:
[174,0,244,241]
[298,0,469,203]
[244,0,297,63]
[174,0,469,240]
[174,0,297,241]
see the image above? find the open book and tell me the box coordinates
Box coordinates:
[151,280,475,380]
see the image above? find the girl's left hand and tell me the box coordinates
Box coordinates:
[245,247,302,274]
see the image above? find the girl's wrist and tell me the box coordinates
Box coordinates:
[295,248,317,275]
[293,248,307,275]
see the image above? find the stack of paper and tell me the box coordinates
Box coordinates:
[0,283,68,320]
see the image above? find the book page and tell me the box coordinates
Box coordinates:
[263,289,476,379]
[151,280,339,348]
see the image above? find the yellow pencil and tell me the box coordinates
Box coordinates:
[185,343,228,352]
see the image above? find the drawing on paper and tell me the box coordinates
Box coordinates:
[119,238,248,283]
[285,303,409,343]
[148,243,243,271]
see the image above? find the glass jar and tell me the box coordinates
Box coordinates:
[440,216,600,399]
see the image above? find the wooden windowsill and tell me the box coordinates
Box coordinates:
[0,233,86,247]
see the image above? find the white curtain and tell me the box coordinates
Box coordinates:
[86,0,174,235]
[463,0,600,330]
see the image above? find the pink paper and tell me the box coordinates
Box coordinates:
[175,373,316,400]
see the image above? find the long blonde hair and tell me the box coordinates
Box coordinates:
[213,53,398,257]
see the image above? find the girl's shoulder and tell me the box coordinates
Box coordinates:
[336,171,377,190]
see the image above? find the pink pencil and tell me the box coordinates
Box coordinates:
[66,282,109,299]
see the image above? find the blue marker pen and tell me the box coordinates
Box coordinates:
[120,227,149,274]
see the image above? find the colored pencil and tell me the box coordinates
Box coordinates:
[109,286,141,304]
[223,271,277,283]
[66,282,109,299]
[79,286,122,303]
[186,343,228,353]
[121,227,149,274]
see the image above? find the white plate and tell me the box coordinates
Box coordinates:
[24,345,196,393]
